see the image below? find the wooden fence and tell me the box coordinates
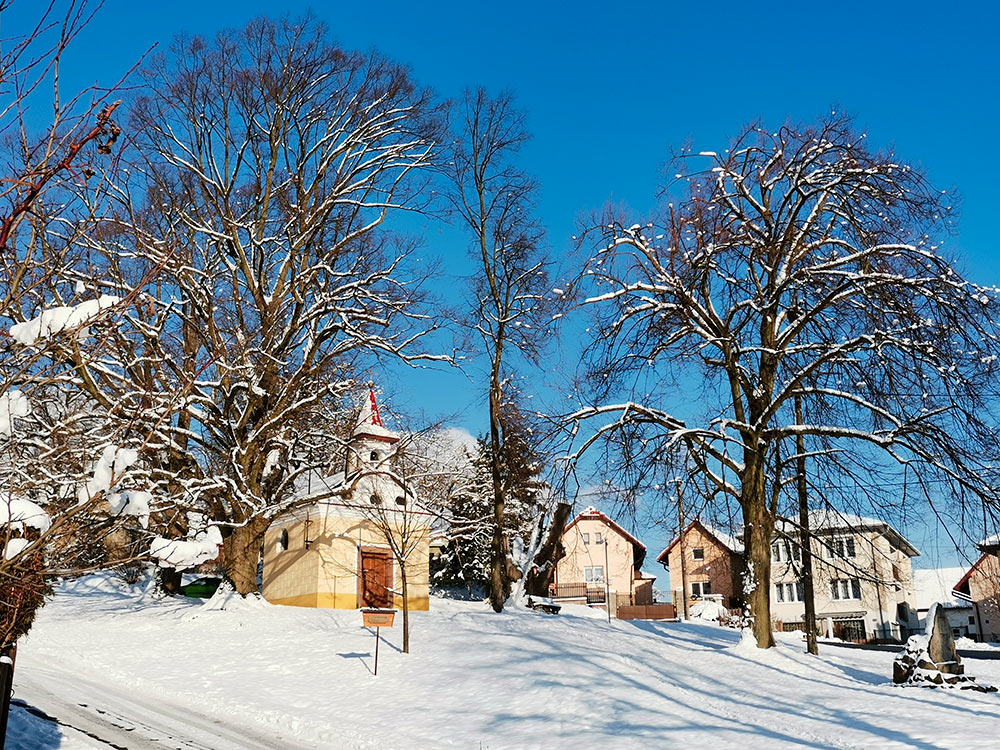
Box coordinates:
[617,603,676,620]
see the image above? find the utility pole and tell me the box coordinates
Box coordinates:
[677,479,689,621]
[604,536,611,623]
[795,394,818,655]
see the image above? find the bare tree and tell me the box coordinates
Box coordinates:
[0,0,140,643]
[73,16,447,594]
[569,115,1000,648]
[444,89,554,611]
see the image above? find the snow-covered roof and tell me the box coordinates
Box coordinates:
[911,567,969,611]
[701,523,743,554]
[656,519,742,564]
[978,533,1000,550]
[564,507,646,551]
[773,510,919,557]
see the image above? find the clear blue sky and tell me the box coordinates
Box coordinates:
[5,0,998,566]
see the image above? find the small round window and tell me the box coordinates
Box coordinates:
[278,529,289,551]
[370,493,383,506]
[394,496,406,506]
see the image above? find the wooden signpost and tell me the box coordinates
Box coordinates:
[361,608,396,676]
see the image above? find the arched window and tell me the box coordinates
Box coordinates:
[278,529,289,552]
[370,450,380,462]
[370,493,383,506]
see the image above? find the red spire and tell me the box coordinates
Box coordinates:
[368,387,383,427]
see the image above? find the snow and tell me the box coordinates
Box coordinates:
[149,517,222,568]
[9,295,120,345]
[3,537,32,559]
[77,445,138,504]
[0,389,31,435]
[13,575,1000,749]
[689,598,729,622]
[0,494,51,532]
[107,489,152,529]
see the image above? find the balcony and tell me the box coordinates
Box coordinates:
[549,582,608,604]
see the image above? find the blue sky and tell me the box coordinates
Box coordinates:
[5,0,997,566]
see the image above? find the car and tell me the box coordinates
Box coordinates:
[178,576,222,598]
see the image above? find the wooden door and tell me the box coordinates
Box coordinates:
[360,549,393,609]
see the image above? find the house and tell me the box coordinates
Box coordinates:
[657,520,745,614]
[953,535,1000,642]
[261,387,431,611]
[658,510,921,642]
[551,507,654,614]
[769,511,919,642]
[911,566,976,640]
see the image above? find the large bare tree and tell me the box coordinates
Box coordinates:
[444,89,555,611]
[74,16,446,594]
[569,115,1000,647]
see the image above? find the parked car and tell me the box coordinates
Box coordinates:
[179,576,222,598]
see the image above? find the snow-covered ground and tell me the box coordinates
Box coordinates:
[10,575,1000,749]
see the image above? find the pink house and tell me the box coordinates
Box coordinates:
[551,507,655,613]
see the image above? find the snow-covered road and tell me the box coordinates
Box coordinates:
[11,661,311,750]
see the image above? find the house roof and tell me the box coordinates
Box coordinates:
[911,566,969,610]
[656,519,742,565]
[954,553,990,595]
[772,510,920,557]
[564,507,645,550]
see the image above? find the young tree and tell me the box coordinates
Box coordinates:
[444,89,554,611]
[431,420,554,595]
[569,115,1000,648]
[74,16,446,594]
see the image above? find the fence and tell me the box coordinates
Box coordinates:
[617,603,676,621]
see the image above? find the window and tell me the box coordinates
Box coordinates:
[692,547,705,561]
[278,529,289,552]
[370,493,382,506]
[584,566,604,582]
[370,450,379,461]
[897,603,909,622]
[828,536,856,559]
[969,616,976,625]
[595,532,603,544]
[582,533,590,544]
[691,581,712,597]
[394,495,406,506]
[830,578,861,601]
[774,581,804,603]
[772,541,797,562]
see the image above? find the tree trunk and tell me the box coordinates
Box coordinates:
[524,502,572,596]
[795,395,819,655]
[222,520,267,596]
[400,565,410,654]
[159,567,182,596]
[0,644,15,748]
[742,453,776,648]
[488,363,508,613]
